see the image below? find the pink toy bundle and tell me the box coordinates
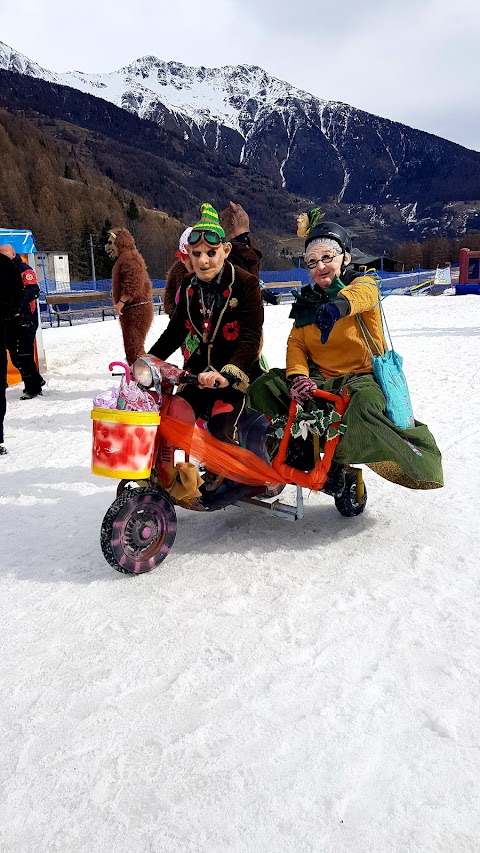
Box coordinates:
[93,362,159,412]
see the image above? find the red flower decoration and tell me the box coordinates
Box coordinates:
[223,289,230,298]
[223,320,240,341]
[187,287,194,296]
[185,319,193,332]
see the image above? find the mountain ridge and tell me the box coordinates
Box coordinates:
[2,40,480,247]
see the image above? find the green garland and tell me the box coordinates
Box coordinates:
[271,401,347,442]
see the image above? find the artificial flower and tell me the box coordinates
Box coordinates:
[222,320,240,341]
[296,213,309,237]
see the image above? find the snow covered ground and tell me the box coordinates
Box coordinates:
[1,296,479,852]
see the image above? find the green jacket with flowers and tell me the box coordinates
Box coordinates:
[286,274,385,380]
[149,262,264,393]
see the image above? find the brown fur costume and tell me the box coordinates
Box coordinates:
[163,260,187,317]
[110,228,154,365]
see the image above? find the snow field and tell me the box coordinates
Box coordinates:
[1,297,479,852]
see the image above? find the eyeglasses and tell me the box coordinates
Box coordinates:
[187,230,223,247]
[306,252,341,270]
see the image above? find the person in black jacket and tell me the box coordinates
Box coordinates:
[0,244,45,399]
[0,253,24,453]
[163,202,263,317]
[148,204,263,447]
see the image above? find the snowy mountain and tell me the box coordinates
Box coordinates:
[3,39,480,240]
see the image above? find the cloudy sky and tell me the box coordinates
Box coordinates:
[3,0,479,150]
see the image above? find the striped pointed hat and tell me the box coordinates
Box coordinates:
[193,203,225,240]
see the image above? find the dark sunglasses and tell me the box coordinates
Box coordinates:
[187,229,223,246]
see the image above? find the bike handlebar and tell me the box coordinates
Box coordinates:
[108,359,220,390]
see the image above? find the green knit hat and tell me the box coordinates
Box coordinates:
[192,203,225,240]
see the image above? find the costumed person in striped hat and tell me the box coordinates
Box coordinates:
[105,227,154,365]
[248,209,443,494]
[163,202,263,317]
[148,203,264,469]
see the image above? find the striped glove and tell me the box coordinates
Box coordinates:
[289,375,318,404]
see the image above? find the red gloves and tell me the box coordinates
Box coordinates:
[289,375,317,404]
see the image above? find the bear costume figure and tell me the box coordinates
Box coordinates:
[105,227,154,365]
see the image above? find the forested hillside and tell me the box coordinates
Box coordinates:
[0,107,188,278]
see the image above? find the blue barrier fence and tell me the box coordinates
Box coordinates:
[38,278,166,294]
[39,278,167,324]
[39,266,456,324]
[260,269,312,285]
[38,269,445,296]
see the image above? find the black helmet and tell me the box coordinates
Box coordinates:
[304,221,352,254]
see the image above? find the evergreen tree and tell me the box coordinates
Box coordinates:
[95,218,114,280]
[78,221,95,282]
[126,198,140,238]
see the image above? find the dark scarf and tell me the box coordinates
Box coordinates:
[191,265,225,307]
[289,273,349,328]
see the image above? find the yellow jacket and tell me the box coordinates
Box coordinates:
[286,276,385,380]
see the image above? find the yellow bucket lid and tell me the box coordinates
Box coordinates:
[91,407,160,425]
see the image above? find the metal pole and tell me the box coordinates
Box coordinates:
[89,234,97,287]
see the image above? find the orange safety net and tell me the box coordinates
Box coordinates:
[158,388,350,491]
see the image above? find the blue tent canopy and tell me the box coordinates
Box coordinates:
[0,228,37,254]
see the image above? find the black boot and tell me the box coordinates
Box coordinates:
[322,462,346,497]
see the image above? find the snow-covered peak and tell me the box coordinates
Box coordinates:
[0,41,341,132]
[0,40,60,84]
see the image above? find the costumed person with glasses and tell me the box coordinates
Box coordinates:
[248,210,443,494]
[148,203,264,458]
[163,202,262,317]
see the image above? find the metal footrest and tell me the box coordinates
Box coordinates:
[235,484,304,522]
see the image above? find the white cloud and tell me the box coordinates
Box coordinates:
[2,0,479,149]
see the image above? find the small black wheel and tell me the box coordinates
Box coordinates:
[334,472,368,517]
[101,487,177,574]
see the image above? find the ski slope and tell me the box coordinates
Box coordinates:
[1,296,479,852]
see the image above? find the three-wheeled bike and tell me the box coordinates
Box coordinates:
[91,357,367,574]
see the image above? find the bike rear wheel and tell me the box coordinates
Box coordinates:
[334,472,368,517]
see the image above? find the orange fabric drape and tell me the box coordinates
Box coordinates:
[158,388,350,491]
[159,415,287,487]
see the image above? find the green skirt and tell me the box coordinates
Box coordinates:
[248,368,443,490]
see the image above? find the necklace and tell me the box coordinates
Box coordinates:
[198,283,216,343]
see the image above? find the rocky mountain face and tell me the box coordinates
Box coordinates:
[2,40,480,245]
